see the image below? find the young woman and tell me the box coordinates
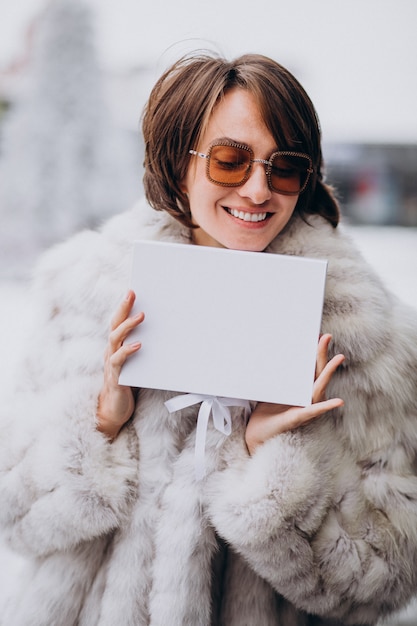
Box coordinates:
[1,53,417,626]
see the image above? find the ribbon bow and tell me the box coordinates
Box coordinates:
[164,393,251,480]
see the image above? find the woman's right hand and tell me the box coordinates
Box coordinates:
[96,290,144,440]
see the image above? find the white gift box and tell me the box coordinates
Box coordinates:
[119,240,327,407]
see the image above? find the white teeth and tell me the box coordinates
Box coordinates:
[250,212,266,222]
[229,209,267,222]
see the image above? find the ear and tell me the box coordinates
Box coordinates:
[179,181,188,194]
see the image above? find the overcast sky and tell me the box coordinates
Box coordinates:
[1,0,417,143]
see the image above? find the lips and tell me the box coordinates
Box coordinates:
[225,207,269,222]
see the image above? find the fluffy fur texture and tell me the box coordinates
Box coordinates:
[1,199,417,625]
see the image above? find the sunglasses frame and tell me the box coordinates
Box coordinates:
[189,140,314,196]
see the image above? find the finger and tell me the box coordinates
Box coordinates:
[109,311,144,353]
[313,353,345,402]
[285,397,344,431]
[315,333,332,378]
[108,341,142,371]
[110,290,137,331]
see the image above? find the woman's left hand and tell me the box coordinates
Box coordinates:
[245,334,345,455]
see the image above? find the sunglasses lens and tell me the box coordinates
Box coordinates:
[208,145,251,185]
[270,154,310,194]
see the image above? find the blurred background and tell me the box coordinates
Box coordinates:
[0,1,416,623]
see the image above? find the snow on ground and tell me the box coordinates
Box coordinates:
[0,225,416,622]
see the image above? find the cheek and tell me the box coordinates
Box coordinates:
[282,196,299,216]
[187,177,221,214]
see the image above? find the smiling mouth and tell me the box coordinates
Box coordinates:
[225,208,270,222]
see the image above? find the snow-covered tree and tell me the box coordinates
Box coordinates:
[0,0,141,275]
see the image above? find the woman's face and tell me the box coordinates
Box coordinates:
[181,88,300,251]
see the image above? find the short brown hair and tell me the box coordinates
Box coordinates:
[142,53,340,228]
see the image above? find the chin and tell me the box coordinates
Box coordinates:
[223,228,277,251]
[223,239,270,252]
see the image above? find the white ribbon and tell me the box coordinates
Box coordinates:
[164,393,251,481]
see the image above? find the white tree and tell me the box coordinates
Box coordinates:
[0,0,141,275]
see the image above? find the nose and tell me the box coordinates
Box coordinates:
[237,162,271,205]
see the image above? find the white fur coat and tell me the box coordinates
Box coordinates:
[1,199,417,626]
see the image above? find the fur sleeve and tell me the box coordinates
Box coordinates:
[0,227,139,557]
[204,414,417,624]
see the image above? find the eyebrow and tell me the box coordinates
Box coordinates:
[210,136,242,145]
[209,137,280,153]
